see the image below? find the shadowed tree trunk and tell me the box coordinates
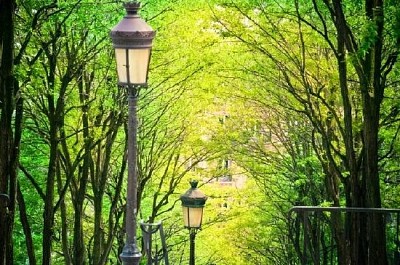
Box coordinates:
[0,0,23,264]
[333,0,387,263]
[17,183,36,265]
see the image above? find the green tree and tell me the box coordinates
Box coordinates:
[211,0,400,264]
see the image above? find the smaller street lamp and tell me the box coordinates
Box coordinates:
[180,181,208,265]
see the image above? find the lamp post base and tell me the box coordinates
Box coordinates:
[120,243,142,265]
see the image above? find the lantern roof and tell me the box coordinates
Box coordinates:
[180,181,208,208]
[110,2,156,49]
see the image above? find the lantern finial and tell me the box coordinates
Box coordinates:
[190,180,198,189]
[124,2,140,15]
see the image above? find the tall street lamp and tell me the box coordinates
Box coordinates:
[110,2,155,265]
[180,181,208,265]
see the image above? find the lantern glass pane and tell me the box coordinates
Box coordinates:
[182,206,203,228]
[182,206,189,227]
[115,48,151,85]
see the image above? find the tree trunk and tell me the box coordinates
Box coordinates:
[42,44,59,265]
[42,126,58,265]
[58,170,72,265]
[0,1,21,264]
[71,70,91,265]
[362,1,387,264]
[17,183,36,265]
[330,0,387,263]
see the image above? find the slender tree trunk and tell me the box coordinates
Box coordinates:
[17,183,36,265]
[72,71,91,265]
[92,190,104,265]
[42,46,59,265]
[42,125,58,265]
[58,169,72,265]
[363,1,387,264]
[0,1,20,264]
[331,2,365,263]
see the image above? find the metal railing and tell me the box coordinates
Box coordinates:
[140,221,169,265]
[288,206,400,265]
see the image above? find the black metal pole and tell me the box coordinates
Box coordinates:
[120,85,141,265]
[189,229,196,265]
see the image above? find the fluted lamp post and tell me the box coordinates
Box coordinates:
[110,2,155,265]
[180,181,207,265]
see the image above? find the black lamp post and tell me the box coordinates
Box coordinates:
[180,181,207,265]
[110,2,155,265]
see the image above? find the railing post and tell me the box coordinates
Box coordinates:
[302,211,308,265]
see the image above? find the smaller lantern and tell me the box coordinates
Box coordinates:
[180,180,208,229]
